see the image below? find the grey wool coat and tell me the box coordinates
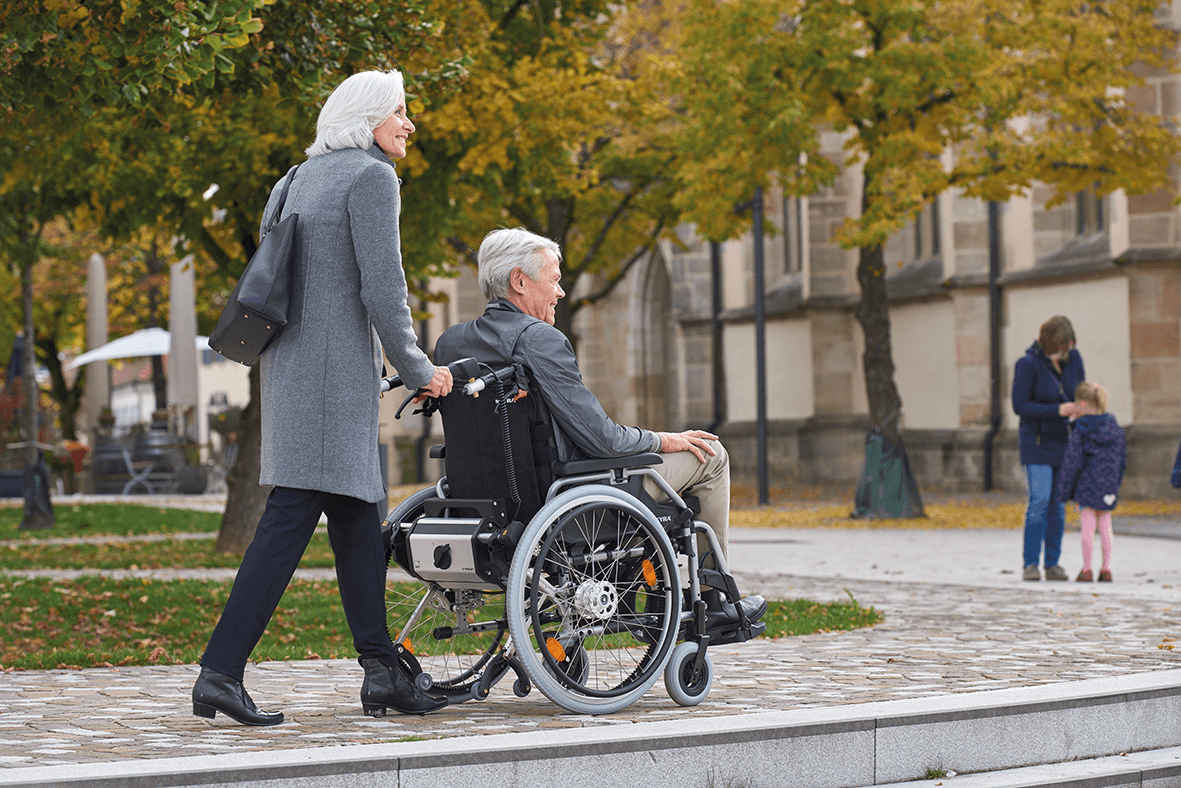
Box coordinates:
[256,145,434,503]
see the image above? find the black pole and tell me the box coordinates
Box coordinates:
[707,242,725,433]
[753,187,769,505]
[983,201,1002,491]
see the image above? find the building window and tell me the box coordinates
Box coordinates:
[910,197,941,262]
[781,193,803,273]
[1076,189,1105,235]
[930,195,941,256]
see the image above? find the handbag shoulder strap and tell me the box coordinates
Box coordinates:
[263,164,301,237]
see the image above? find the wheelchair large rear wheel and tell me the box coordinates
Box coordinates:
[385,486,508,701]
[506,484,681,714]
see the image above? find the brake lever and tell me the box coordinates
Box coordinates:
[394,389,423,420]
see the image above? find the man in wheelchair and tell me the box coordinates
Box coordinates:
[434,227,766,633]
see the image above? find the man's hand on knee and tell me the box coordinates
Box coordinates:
[656,430,718,464]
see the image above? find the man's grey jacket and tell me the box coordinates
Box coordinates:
[434,300,661,462]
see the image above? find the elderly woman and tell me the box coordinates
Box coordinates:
[193,70,452,725]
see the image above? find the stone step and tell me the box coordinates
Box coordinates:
[1,669,1177,788]
[874,746,1181,788]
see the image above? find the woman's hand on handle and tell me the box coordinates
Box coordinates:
[656,429,719,464]
[416,365,453,402]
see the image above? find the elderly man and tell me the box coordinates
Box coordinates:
[434,227,764,626]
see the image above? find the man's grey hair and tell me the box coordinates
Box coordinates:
[305,70,406,158]
[477,228,563,301]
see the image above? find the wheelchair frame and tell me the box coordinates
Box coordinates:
[380,360,764,715]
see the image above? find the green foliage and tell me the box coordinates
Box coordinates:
[0,0,268,114]
[0,0,473,422]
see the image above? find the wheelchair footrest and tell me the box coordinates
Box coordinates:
[704,619,766,647]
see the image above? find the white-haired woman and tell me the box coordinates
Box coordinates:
[193,70,451,726]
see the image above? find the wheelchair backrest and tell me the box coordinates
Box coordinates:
[437,370,555,523]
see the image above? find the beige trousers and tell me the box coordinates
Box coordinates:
[642,439,730,560]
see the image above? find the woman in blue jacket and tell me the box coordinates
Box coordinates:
[1011,316,1084,581]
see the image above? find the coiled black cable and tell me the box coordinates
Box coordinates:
[495,375,522,517]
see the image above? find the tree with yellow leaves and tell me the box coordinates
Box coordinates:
[403,0,681,342]
[668,0,1181,516]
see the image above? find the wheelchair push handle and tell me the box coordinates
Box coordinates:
[462,364,517,397]
[380,358,480,397]
[384,358,486,419]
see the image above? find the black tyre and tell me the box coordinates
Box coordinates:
[506,485,680,714]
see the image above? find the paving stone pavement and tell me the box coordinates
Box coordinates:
[2,495,1179,770]
[1,568,1179,769]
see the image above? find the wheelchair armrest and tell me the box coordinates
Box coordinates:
[552,452,663,477]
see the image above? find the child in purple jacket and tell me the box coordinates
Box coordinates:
[1055,382,1127,582]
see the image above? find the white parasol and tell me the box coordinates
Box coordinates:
[64,328,211,371]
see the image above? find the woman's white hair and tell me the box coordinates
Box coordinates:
[478,228,562,301]
[305,70,406,158]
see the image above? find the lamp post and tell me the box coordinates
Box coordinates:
[752,187,769,505]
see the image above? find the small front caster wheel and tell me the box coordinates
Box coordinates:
[664,641,713,707]
[414,672,434,692]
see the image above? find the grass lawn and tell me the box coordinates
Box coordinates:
[8,491,1179,671]
[0,535,336,570]
[0,502,335,569]
[0,499,889,670]
[0,503,224,538]
[0,574,880,671]
[0,575,350,670]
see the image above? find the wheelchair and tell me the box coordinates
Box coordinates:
[379,358,765,715]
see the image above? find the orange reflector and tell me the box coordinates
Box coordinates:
[642,559,657,587]
[401,638,415,655]
[546,637,567,662]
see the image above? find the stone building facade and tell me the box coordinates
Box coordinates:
[384,10,1181,498]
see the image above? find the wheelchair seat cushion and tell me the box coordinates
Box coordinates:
[552,453,662,477]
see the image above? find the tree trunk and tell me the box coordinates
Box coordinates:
[547,197,577,347]
[20,258,53,529]
[20,262,37,470]
[852,178,925,518]
[215,364,270,553]
[144,241,167,411]
[38,336,82,441]
[553,290,576,347]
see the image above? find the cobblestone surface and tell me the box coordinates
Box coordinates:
[1,571,1178,769]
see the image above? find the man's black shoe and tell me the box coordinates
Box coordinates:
[704,591,767,629]
[192,666,284,726]
[738,594,768,623]
[360,658,447,717]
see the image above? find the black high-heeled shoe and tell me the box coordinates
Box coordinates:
[360,658,447,717]
[192,666,284,726]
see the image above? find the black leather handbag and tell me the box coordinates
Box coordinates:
[209,165,300,366]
